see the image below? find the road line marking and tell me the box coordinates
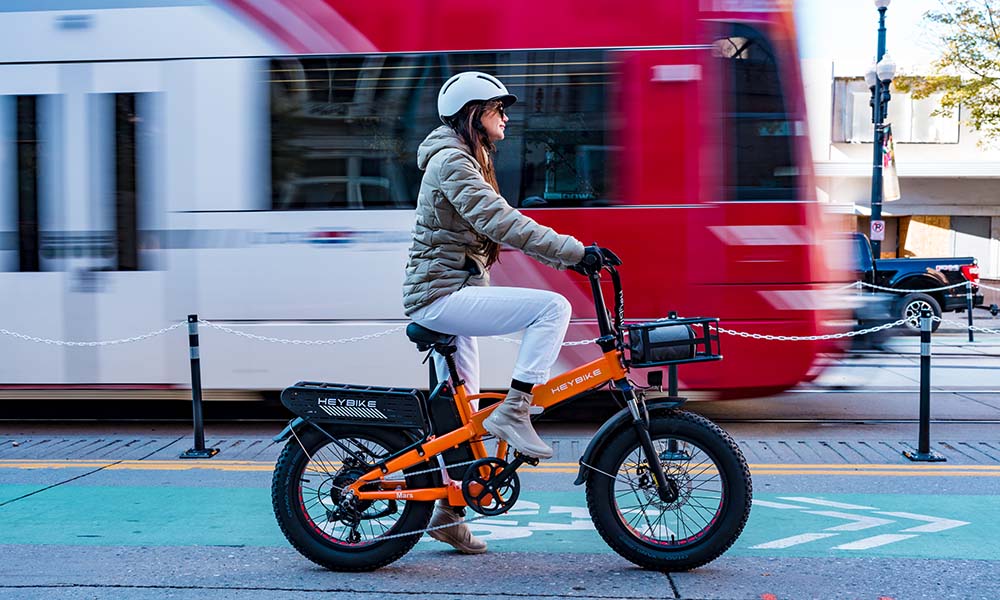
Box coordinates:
[751,532,838,549]
[833,534,918,550]
[779,497,877,510]
[752,499,806,509]
[806,510,895,531]
[874,511,970,533]
[1,460,999,477]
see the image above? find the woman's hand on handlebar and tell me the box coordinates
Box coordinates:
[570,245,620,275]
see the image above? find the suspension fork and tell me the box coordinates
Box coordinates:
[617,380,678,503]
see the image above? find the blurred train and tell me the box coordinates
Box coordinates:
[0,0,846,403]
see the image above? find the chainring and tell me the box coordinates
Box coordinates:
[461,457,520,516]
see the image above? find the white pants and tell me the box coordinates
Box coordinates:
[410,286,572,397]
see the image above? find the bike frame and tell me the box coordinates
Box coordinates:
[343,260,666,506]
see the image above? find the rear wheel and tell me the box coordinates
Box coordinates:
[899,292,941,332]
[585,410,751,571]
[271,425,434,571]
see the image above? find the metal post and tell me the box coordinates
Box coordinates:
[870,6,888,261]
[180,315,219,459]
[668,311,679,397]
[903,307,945,462]
[966,281,975,343]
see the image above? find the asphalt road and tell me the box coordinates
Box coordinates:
[1,331,999,600]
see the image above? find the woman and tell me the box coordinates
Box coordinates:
[403,71,592,554]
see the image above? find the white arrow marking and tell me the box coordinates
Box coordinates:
[833,534,918,550]
[874,511,970,533]
[549,505,591,519]
[753,499,806,509]
[806,511,895,531]
[527,521,595,531]
[779,497,876,510]
[751,533,838,549]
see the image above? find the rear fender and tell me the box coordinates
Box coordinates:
[573,399,686,485]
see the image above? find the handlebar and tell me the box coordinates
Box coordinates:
[577,245,624,345]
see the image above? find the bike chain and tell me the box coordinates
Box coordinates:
[327,460,652,542]
[291,428,510,542]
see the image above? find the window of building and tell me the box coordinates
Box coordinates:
[832,78,960,144]
[269,50,617,210]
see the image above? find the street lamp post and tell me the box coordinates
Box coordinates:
[868,0,895,259]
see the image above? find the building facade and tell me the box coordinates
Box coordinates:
[802,57,1000,299]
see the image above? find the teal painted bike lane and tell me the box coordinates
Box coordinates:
[1,485,996,560]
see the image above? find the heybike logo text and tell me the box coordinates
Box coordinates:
[317,397,378,408]
[551,368,602,395]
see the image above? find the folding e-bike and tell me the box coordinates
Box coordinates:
[271,247,752,572]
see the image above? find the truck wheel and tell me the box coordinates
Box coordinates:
[899,293,941,333]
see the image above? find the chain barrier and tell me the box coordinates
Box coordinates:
[856,280,969,294]
[936,317,1000,335]
[2,276,996,348]
[0,322,185,347]
[714,317,912,342]
[495,335,598,347]
[197,320,406,345]
[978,281,1000,292]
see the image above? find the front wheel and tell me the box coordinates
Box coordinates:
[585,410,752,571]
[271,425,435,571]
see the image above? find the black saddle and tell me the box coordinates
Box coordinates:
[405,323,456,352]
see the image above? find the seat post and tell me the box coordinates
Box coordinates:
[440,345,463,387]
[428,356,438,390]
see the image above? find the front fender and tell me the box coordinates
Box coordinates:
[573,399,685,485]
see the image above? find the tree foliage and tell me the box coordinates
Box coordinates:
[894,0,1000,144]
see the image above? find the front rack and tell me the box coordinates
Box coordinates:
[626,316,722,368]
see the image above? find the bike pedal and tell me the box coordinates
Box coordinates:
[512,452,540,467]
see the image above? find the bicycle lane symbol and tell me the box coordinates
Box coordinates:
[417,499,601,547]
[742,495,986,558]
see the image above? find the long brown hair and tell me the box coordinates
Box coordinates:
[445,101,502,268]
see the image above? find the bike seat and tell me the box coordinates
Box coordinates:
[405,323,456,351]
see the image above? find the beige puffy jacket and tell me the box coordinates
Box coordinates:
[403,126,585,316]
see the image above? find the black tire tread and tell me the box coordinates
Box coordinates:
[585,409,752,572]
[270,427,432,572]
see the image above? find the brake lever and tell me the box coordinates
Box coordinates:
[600,247,623,267]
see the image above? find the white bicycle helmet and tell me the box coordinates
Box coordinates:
[437,71,517,124]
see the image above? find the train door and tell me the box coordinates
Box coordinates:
[0,61,170,387]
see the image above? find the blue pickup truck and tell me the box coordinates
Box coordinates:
[852,233,986,331]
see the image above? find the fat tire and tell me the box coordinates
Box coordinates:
[585,410,752,571]
[271,425,434,571]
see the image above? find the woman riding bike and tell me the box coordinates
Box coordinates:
[403,71,595,554]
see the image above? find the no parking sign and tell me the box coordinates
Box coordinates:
[871,220,885,241]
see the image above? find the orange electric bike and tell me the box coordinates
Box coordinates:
[271,247,752,572]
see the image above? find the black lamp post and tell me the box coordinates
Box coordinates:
[866,0,896,259]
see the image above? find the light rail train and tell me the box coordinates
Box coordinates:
[0,0,846,402]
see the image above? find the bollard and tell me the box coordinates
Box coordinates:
[180,315,219,459]
[966,281,975,343]
[903,307,945,462]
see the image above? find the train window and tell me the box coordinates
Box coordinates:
[16,95,41,272]
[715,25,798,201]
[268,50,618,211]
[114,93,140,271]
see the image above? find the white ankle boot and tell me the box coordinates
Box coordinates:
[482,389,553,459]
[427,501,487,554]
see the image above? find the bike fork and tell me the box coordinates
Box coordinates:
[621,384,678,503]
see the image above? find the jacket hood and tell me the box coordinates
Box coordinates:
[417,126,470,170]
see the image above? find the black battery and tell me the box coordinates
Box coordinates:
[426,383,477,480]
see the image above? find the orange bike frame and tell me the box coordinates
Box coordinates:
[344,348,628,504]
